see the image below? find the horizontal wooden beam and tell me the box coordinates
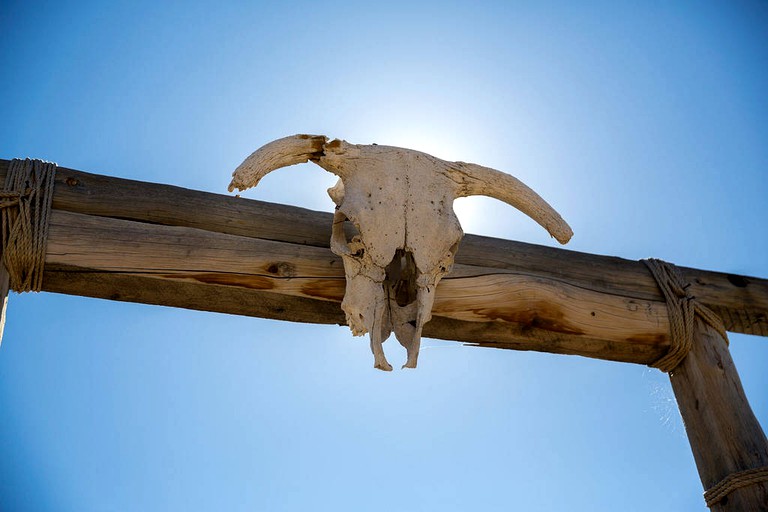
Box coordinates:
[43,209,669,364]
[1,158,766,364]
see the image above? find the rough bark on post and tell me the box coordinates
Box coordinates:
[670,318,768,510]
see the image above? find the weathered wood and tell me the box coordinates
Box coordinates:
[670,319,768,510]
[1,159,764,338]
[42,210,670,364]
[42,264,348,326]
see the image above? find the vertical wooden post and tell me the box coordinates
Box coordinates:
[670,318,768,510]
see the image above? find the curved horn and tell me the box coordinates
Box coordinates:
[228,134,328,192]
[451,161,573,244]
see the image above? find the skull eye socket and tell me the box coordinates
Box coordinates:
[348,236,365,258]
[331,210,366,259]
[339,215,365,258]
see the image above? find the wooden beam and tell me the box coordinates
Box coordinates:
[0,159,764,338]
[0,158,767,366]
[671,319,768,509]
[42,209,670,364]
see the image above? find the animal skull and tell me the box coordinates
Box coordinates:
[229,135,572,371]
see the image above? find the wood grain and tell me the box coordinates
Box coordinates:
[1,159,763,338]
[42,210,670,364]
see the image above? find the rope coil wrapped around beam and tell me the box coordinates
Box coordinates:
[642,258,727,373]
[703,466,768,507]
[0,158,57,293]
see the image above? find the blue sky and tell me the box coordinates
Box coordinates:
[1,1,767,510]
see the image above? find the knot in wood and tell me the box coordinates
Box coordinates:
[266,261,296,277]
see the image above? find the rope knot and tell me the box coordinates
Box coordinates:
[0,158,57,293]
[641,258,727,373]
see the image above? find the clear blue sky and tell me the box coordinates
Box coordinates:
[1,1,767,511]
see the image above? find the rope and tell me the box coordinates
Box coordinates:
[642,258,727,373]
[704,466,768,507]
[0,158,57,292]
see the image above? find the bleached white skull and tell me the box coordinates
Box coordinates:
[229,135,572,371]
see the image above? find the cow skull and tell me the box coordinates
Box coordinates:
[229,135,572,371]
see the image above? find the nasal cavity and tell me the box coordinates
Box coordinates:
[385,249,418,307]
